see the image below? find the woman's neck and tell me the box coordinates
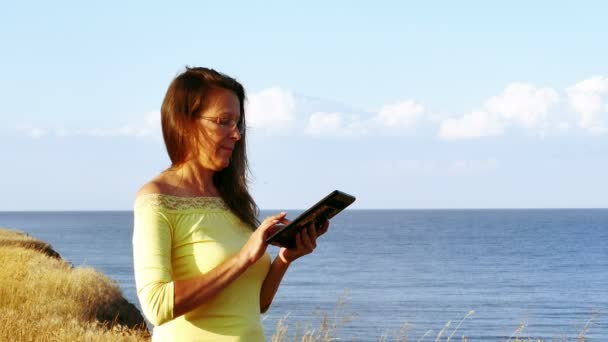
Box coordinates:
[166,161,218,196]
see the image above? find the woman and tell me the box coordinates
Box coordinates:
[133,67,328,341]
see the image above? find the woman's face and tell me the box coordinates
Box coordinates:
[196,87,242,171]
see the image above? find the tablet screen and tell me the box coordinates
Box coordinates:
[265,190,356,248]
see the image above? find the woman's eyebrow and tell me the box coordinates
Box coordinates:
[219,111,241,120]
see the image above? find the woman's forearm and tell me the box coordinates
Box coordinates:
[173,251,252,318]
[259,255,291,313]
[173,213,287,318]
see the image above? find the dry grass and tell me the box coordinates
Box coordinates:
[271,291,357,342]
[269,294,597,342]
[0,228,149,342]
[1,228,599,341]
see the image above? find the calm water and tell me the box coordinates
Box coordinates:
[1,210,606,341]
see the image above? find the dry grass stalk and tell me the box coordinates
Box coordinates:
[396,321,412,342]
[447,310,475,342]
[435,320,452,342]
[577,311,598,342]
[417,329,433,342]
[270,290,355,342]
[507,321,526,342]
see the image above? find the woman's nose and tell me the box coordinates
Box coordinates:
[231,128,242,140]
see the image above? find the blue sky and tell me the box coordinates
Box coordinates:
[1,1,607,210]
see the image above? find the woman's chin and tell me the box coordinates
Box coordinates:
[213,159,231,171]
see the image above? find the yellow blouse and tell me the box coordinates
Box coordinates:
[133,194,271,341]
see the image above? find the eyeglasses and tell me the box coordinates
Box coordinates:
[200,116,244,134]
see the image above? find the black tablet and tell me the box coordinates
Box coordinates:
[265,190,356,248]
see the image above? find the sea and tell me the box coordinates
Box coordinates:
[1,209,606,341]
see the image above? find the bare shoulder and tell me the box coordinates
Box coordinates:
[135,173,174,199]
[136,181,164,198]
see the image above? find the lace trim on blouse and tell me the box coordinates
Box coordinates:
[134,193,228,211]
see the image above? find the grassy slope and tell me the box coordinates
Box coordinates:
[0,228,150,341]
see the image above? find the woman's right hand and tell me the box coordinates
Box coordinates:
[239,212,289,265]
[173,211,289,319]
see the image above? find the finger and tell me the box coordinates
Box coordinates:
[267,212,287,222]
[295,232,304,250]
[301,226,315,250]
[309,223,318,242]
[274,217,290,226]
[261,212,288,228]
[318,220,330,236]
[268,224,285,235]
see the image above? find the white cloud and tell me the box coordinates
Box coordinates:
[28,127,48,138]
[107,111,160,137]
[304,112,366,137]
[17,76,608,141]
[485,83,559,128]
[55,128,69,137]
[375,100,424,128]
[438,82,561,140]
[438,111,504,140]
[567,76,608,132]
[305,112,341,136]
[246,87,296,132]
[300,98,425,138]
[15,125,49,138]
[18,112,161,139]
[71,111,161,138]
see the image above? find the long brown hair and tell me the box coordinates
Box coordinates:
[160,67,259,229]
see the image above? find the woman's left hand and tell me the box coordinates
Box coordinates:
[278,220,330,264]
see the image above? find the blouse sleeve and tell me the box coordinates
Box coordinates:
[132,204,175,326]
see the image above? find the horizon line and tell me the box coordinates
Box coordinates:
[1,207,607,213]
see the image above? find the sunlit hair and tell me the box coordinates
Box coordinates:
[160,66,259,229]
